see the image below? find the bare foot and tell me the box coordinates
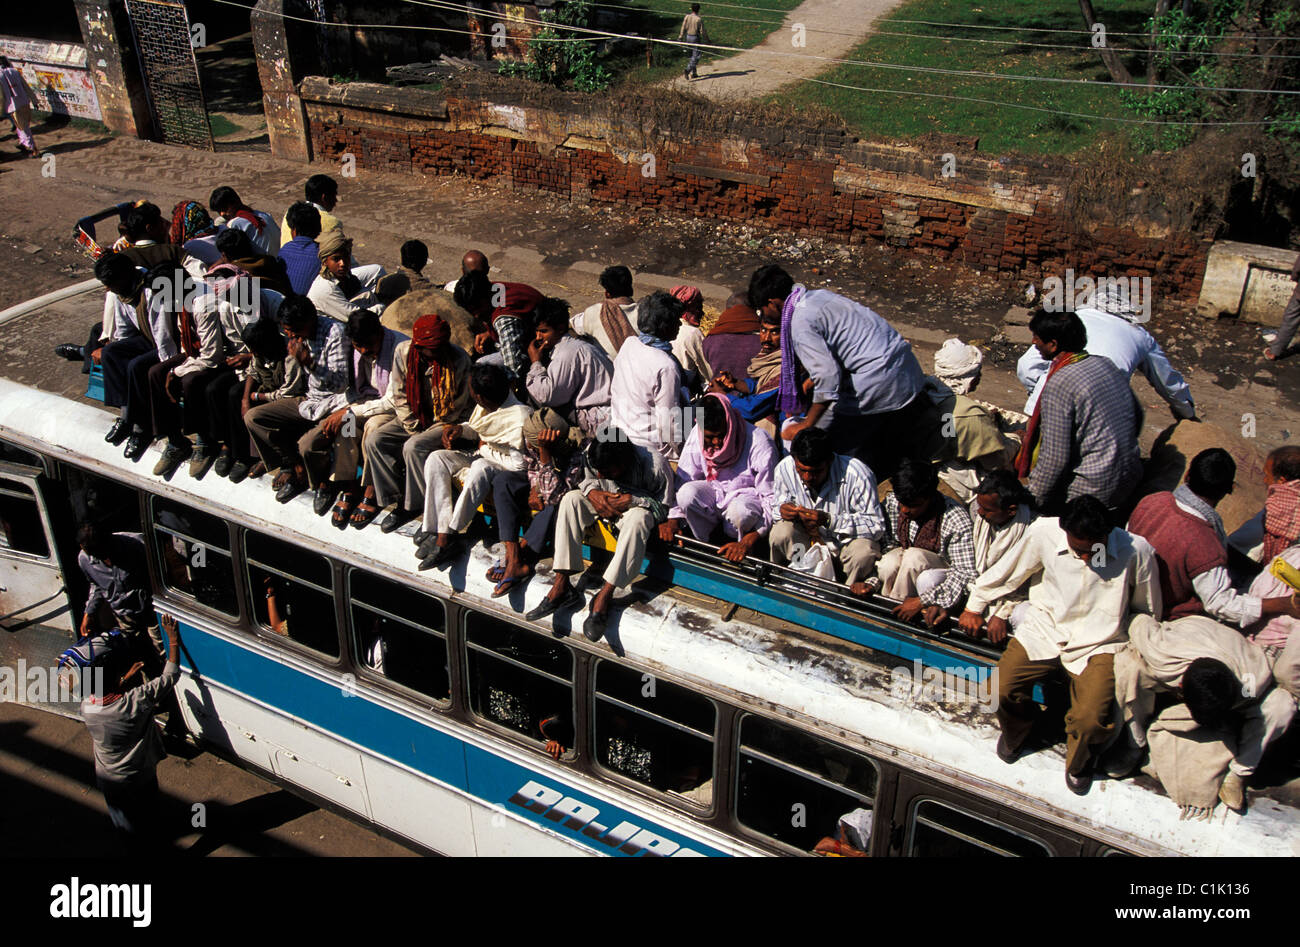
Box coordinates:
[1264,347,1277,360]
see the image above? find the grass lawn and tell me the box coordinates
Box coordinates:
[602,0,805,85]
[768,0,1158,154]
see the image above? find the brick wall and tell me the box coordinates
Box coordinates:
[299,77,1216,299]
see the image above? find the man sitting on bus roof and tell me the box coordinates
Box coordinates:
[659,392,776,564]
[609,290,688,461]
[212,316,305,483]
[308,231,385,322]
[767,427,884,587]
[527,428,674,643]
[1115,614,1297,817]
[278,202,323,296]
[967,495,1161,794]
[242,294,349,504]
[525,297,614,439]
[956,470,1037,644]
[414,361,533,569]
[209,185,280,255]
[860,459,976,630]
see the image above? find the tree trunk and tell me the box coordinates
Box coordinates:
[1148,0,1172,87]
[1079,0,1135,85]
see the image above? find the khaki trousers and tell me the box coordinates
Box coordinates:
[769,520,880,585]
[877,546,947,599]
[553,489,656,590]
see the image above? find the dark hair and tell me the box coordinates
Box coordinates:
[305,173,338,205]
[285,201,322,239]
[470,362,509,405]
[93,252,138,288]
[400,239,428,272]
[346,308,383,347]
[638,290,684,341]
[1028,309,1087,352]
[1269,446,1300,482]
[376,272,410,306]
[588,433,634,474]
[691,2,700,11]
[701,396,727,433]
[277,294,318,334]
[790,427,832,467]
[725,291,749,309]
[976,469,1034,510]
[241,317,288,360]
[1183,657,1240,730]
[76,521,110,559]
[599,265,634,299]
[215,227,254,261]
[123,202,162,241]
[209,185,240,213]
[534,297,571,333]
[454,270,493,313]
[893,459,939,505]
[1187,448,1236,500]
[747,264,794,310]
[758,307,782,327]
[1060,495,1111,542]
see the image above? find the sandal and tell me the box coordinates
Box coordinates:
[492,565,533,598]
[332,491,360,529]
[350,496,382,530]
[486,560,505,583]
[271,468,293,490]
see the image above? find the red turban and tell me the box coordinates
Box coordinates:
[412,313,450,349]
[670,285,704,318]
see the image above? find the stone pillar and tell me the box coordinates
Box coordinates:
[253,0,318,163]
[73,0,155,139]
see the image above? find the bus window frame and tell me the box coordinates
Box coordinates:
[730,711,881,856]
[148,494,240,622]
[242,529,343,664]
[461,609,579,763]
[346,566,453,710]
[0,463,56,563]
[590,657,721,818]
[903,795,1056,858]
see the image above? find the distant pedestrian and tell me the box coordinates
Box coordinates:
[0,55,40,157]
[1264,254,1300,361]
[678,3,708,80]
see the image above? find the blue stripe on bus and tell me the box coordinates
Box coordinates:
[176,621,728,857]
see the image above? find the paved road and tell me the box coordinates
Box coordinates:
[0,701,419,856]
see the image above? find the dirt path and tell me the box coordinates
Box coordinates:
[663,0,902,100]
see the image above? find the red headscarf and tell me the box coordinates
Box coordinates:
[407,314,454,429]
[701,392,746,480]
[670,285,705,323]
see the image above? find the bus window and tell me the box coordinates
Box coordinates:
[735,714,878,855]
[151,497,236,616]
[349,569,449,703]
[63,467,141,535]
[465,613,573,753]
[593,662,716,807]
[0,478,49,558]
[907,799,1051,857]
[0,442,43,469]
[245,531,339,659]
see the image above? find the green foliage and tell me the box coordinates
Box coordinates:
[499,0,612,93]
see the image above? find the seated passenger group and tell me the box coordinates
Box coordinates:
[65,178,1300,812]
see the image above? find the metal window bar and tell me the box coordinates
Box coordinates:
[737,745,875,805]
[124,0,214,150]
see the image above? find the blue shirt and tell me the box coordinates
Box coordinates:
[278,235,319,296]
[790,289,923,417]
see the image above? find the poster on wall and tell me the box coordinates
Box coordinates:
[0,38,102,121]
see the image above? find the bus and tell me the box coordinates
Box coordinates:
[1,377,1295,857]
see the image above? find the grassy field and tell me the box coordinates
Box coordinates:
[764,0,1157,154]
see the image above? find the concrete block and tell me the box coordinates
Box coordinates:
[1197,240,1297,324]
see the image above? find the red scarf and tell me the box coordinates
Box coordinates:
[898,498,943,552]
[177,307,200,358]
[1014,351,1087,477]
[232,208,265,235]
[407,315,453,430]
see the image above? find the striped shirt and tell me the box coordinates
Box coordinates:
[769,454,885,551]
[298,317,351,421]
[882,493,977,610]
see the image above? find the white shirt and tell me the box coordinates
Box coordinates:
[769,453,885,552]
[672,323,712,389]
[967,501,1036,621]
[101,287,178,359]
[226,209,280,254]
[1018,307,1195,416]
[966,518,1161,675]
[609,336,683,460]
[307,264,386,321]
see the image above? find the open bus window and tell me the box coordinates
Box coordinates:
[0,478,49,558]
[465,613,573,755]
[349,569,449,703]
[907,799,1051,857]
[63,467,141,536]
[151,497,237,616]
[245,531,339,659]
[593,661,716,807]
[0,442,42,469]
[735,714,878,855]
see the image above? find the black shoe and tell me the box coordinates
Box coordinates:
[415,536,436,560]
[275,476,307,503]
[413,528,432,547]
[381,508,417,534]
[212,447,234,479]
[525,588,584,622]
[189,446,217,480]
[1065,769,1092,796]
[55,343,84,362]
[105,418,130,445]
[227,460,251,484]
[124,432,151,463]
[312,483,341,516]
[153,440,192,479]
[583,610,609,643]
[995,733,1021,765]
[430,539,462,567]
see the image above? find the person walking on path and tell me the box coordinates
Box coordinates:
[0,56,40,157]
[678,4,708,80]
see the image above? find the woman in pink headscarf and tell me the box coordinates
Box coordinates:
[669,284,713,394]
[657,392,777,562]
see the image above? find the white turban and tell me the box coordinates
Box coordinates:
[933,338,983,394]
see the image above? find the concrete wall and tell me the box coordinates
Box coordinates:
[294,77,1219,300]
[72,0,154,139]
